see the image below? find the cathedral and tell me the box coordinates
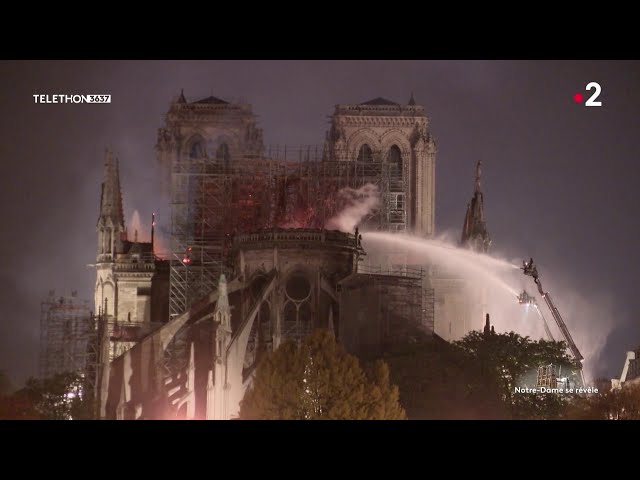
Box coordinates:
[93,93,489,419]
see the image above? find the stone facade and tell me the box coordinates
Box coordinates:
[94,150,170,360]
[431,273,484,342]
[102,228,432,419]
[155,93,437,324]
[325,97,437,236]
[156,93,264,192]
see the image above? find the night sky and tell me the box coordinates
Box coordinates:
[1,60,639,386]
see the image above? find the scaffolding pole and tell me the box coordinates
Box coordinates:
[39,291,92,380]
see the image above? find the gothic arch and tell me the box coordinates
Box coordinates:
[209,134,234,166]
[99,280,116,316]
[206,133,234,156]
[281,269,314,340]
[98,227,106,255]
[380,129,411,154]
[216,143,231,166]
[248,271,271,302]
[387,144,403,173]
[357,144,374,162]
[185,134,207,159]
[347,128,381,160]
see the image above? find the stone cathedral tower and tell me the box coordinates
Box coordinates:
[324,95,437,236]
[156,91,264,191]
[95,149,125,319]
[95,150,169,360]
[155,92,265,319]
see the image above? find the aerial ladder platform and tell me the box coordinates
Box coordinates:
[521,258,586,387]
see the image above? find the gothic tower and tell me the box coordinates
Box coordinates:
[461,161,491,253]
[156,91,265,319]
[95,150,170,360]
[156,91,264,193]
[324,95,437,236]
[95,149,125,319]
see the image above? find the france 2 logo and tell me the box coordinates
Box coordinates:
[574,82,602,107]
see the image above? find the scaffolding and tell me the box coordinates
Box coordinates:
[357,265,429,332]
[169,146,410,321]
[39,291,92,380]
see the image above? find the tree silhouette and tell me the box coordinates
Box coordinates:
[0,372,94,420]
[240,329,405,420]
[455,330,580,419]
[568,382,640,419]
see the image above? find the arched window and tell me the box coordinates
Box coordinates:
[282,273,313,341]
[357,144,373,162]
[99,228,106,254]
[216,143,231,166]
[106,230,112,255]
[388,145,402,173]
[102,283,114,316]
[190,140,205,159]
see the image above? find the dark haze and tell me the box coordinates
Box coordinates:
[1,60,638,385]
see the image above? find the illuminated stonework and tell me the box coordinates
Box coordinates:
[103,228,430,419]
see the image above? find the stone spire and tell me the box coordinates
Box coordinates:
[98,149,125,230]
[97,149,126,261]
[408,92,416,105]
[461,160,491,253]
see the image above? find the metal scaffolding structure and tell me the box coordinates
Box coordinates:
[169,146,409,320]
[357,264,430,332]
[37,291,153,404]
[39,291,92,380]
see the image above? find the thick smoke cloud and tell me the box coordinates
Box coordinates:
[325,183,380,232]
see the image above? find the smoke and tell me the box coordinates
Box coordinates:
[128,209,147,242]
[360,231,616,383]
[325,183,380,232]
[126,209,170,259]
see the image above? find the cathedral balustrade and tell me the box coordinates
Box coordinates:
[357,264,425,280]
[114,253,158,271]
[233,228,359,249]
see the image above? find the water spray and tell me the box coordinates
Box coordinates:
[517,289,555,341]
